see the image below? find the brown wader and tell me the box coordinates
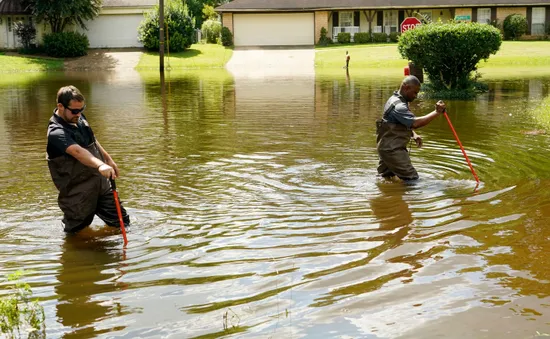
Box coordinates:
[376,120,419,181]
[48,141,130,233]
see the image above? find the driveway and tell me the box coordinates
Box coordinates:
[226,47,315,78]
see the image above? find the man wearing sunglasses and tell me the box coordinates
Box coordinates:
[46,86,130,233]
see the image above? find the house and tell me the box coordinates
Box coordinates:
[216,0,550,47]
[0,0,155,50]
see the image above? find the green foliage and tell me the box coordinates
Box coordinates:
[372,32,388,43]
[138,0,195,52]
[398,22,502,90]
[13,22,36,49]
[503,14,528,40]
[22,0,101,33]
[201,19,222,44]
[202,4,217,21]
[353,32,371,43]
[43,32,89,57]
[389,32,400,42]
[221,26,233,46]
[317,27,332,46]
[0,271,45,338]
[187,0,227,29]
[337,32,351,44]
[489,19,501,30]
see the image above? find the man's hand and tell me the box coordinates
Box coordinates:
[105,159,120,178]
[412,131,423,148]
[98,163,116,179]
[436,100,446,114]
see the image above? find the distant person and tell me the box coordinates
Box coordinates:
[344,51,351,69]
[376,76,446,181]
[47,85,130,233]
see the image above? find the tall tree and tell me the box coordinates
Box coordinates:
[184,0,228,28]
[23,0,102,33]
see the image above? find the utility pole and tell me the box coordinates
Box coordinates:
[159,0,165,71]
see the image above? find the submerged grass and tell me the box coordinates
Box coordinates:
[136,44,233,70]
[531,95,550,129]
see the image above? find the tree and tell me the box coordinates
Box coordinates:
[398,22,502,90]
[503,14,528,40]
[202,5,217,21]
[22,0,101,33]
[138,0,195,52]
[185,0,228,28]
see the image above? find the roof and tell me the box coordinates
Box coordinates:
[216,0,550,12]
[0,0,29,14]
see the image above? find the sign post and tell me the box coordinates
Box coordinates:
[400,17,422,32]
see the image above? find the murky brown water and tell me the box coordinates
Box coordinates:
[1,69,550,339]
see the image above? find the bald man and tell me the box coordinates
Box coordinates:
[376,76,446,181]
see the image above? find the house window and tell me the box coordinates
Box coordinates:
[384,10,398,33]
[532,7,546,35]
[340,11,353,27]
[477,8,491,24]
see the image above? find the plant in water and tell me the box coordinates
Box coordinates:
[0,271,45,339]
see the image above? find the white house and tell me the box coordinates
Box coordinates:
[0,0,156,50]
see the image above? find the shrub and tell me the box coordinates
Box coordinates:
[372,32,388,43]
[389,32,400,42]
[398,22,501,90]
[13,22,36,49]
[503,14,528,40]
[201,19,222,44]
[43,32,89,57]
[353,32,371,43]
[138,0,194,52]
[221,26,233,46]
[337,32,351,44]
[318,27,332,46]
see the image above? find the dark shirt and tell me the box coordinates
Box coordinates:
[383,91,415,129]
[47,110,95,159]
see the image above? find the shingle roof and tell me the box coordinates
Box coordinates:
[102,0,157,7]
[216,0,550,11]
[0,0,29,14]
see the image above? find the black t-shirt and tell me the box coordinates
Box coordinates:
[47,110,96,159]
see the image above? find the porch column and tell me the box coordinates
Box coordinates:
[315,11,329,44]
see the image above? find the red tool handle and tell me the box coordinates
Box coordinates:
[110,178,128,245]
[443,112,480,183]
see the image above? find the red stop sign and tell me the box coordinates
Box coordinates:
[401,17,422,32]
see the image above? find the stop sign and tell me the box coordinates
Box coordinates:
[401,17,422,32]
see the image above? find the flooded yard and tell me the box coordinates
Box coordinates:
[1,68,550,338]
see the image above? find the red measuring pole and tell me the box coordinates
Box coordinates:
[110,178,128,245]
[443,112,480,183]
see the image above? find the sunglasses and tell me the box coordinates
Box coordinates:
[64,104,86,115]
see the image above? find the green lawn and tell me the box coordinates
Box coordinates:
[315,41,550,70]
[136,44,233,70]
[0,54,63,72]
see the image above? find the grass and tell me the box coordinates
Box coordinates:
[136,44,233,70]
[531,95,550,129]
[315,41,550,74]
[0,54,63,72]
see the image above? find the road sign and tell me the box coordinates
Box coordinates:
[401,17,422,32]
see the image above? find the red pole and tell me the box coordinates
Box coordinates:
[443,112,480,183]
[110,178,128,245]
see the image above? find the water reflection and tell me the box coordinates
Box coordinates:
[0,69,550,338]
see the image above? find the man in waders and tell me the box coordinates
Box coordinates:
[376,76,446,181]
[47,86,130,232]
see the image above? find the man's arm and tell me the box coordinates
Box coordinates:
[411,100,446,129]
[95,140,120,178]
[66,144,116,179]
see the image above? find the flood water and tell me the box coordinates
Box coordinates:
[1,68,550,339]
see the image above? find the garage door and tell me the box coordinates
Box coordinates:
[78,14,144,48]
[233,13,314,47]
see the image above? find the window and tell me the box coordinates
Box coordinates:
[340,12,353,27]
[384,10,398,33]
[532,7,546,35]
[477,8,491,24]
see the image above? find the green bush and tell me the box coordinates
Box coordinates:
[337,32,351,44]
[317,27,332,46]
[389,32,400,42]
[201,19,221,44]
[13,22,36,49]
[503,14,528,40]
[43,32,89,57]
[353,32,371,43]
[372,32,388,43]
[398,22,501,90]
[221,26,233,46]
[138,0,194,52]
